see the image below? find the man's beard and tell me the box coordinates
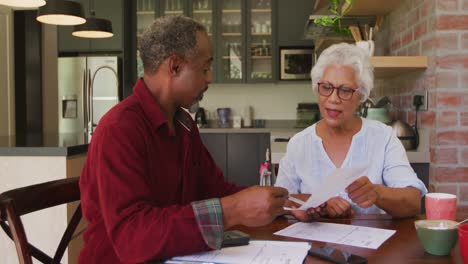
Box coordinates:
[188,92,204,113]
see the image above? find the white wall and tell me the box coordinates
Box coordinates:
[0,6,15,136]
[0,156,69,264]
[200,82,317,120]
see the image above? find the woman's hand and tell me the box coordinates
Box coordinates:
[346,176,379,208]
[287,194,324,222]
[323,196,354,218]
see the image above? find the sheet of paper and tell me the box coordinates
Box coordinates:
[170,240,310,264]
[274,222,395,249]
[290,165,368,210]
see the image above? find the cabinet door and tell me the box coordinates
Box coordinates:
[161,0,188,16]
[217,0,245,83]
[191,0,217,81]
[277,0,314,47]
[227,133,270,186]
[136,0,159,78]
[200,133,228,180]
[247,0,275,82]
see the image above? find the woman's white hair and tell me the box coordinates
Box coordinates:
[310,43,374,102]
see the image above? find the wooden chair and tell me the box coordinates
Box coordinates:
[0,177,82,264]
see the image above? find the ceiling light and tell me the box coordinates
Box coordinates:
[36,0,86,26]
[72,17,113,38]
[0,0,46,8]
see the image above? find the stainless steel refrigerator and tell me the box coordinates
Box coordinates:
[58,56,120,143]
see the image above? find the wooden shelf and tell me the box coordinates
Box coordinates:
[136,11,154,15]
[251,33,271,36]
[251,9,271,13]
[314,0,403,15]
[164,10,183,15]
[371,56,428,78]
[193,10,212,14]
[251,56,272,59]
[222,9,241,13]
[222,33,242,37]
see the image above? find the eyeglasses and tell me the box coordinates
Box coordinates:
[317,82,359,101]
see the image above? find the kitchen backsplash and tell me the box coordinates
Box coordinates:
[199,82,316,120]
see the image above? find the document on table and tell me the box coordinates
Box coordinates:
[274,222,395,249]
[286,165,368,210]
[168,240,310,264]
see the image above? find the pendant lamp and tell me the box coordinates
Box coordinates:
[37,0,86,26]
[72,0,113,39]
[72,16,113,38]
[0,0,46,8]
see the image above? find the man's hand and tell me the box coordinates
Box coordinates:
[346,176,379,208]
[221,186,288,229]
[323,196,353,218]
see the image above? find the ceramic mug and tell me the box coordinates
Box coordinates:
[459,224,468,263]
[425,193,457,221]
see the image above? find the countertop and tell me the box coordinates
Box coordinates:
[0,133,88,156]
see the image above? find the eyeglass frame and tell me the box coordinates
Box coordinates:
[317,81,360,101]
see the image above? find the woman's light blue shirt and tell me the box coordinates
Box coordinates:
[275,118,428,214]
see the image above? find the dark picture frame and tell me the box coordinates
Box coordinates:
[279,47,314,80]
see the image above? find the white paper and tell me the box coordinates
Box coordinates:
[170,240,310,264]
[293,165,368,210]
[274,222,395,249]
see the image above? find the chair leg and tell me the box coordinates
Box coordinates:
[4,203,33,264]
[1,206,54,263]
[53,203,82,263]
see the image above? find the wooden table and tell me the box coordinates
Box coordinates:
[235,214,463,264]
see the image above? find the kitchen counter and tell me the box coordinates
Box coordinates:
[0,133,88,156]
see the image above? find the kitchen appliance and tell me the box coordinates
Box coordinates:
[195,107,207,128]
[279,47,314,80]
[390,120,419,150]
[58,56,120,143]
[296,103,319,128]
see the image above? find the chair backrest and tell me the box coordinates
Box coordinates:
[0,177,82,264]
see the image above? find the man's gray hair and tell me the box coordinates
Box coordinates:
[139,15,206,74]
[310,43,374,102]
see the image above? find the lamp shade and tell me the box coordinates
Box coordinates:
[36,0,86,26]
[0,0,46,8]
[72,17,113,38]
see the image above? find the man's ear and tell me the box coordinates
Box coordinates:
[167,54,183,76]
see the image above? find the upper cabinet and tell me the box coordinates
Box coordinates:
[133,0,277,83]
[57,0,124,53]
[277,0,315,47]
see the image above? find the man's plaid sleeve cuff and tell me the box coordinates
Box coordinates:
[191,198,224,249]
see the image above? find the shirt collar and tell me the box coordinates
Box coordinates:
[133,78,192,132]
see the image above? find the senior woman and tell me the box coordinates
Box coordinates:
[276,43,427,220]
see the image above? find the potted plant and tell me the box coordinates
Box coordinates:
[313,0,354,37]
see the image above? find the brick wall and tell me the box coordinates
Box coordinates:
[374,0,468,213]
